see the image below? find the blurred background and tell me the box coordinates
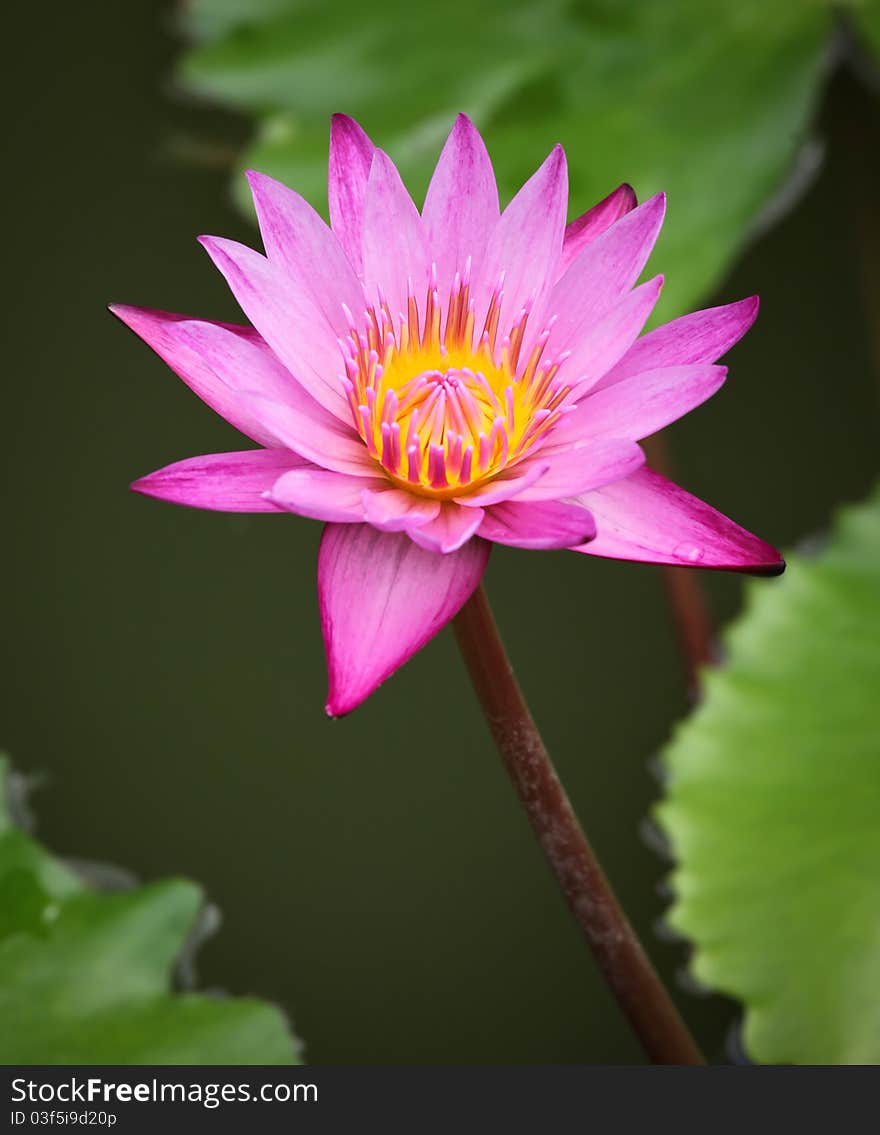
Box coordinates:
[1,1,878,1062]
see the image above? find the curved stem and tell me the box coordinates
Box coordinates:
[453,583,705,1066]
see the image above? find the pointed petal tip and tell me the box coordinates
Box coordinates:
[108,302,150,329]
[548,142,567,175]
[742,294,761,323]
[648,190,667,215]
[130,474,159,498]
[748,552,785,577]
[620,183,638,206]
[324,695,351,719]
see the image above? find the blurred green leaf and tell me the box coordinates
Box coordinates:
[656,485,880,1065]
[855,1,880,58]
[179,0,878,321]
[0,757,300,1064]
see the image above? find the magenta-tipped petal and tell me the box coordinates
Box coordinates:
[595,296,760,392]
[362,149,429,318]
[246,169,364,333]
[422,113,499,296]
[131,449,306,512]
[319,524,490,715]
[575,466,785,573]
[328,114,375,275]
[199,235,350,422]
[480,500,596,549]
[558,183,637,278]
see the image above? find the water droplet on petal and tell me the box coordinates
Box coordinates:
[673,542,705,564]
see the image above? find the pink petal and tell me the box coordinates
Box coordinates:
[319,524,490,714]
[406,502,485,553]
[131,449,305,512]
[236,392,376,477]
[594,296,760,392]
[550,364,727,447]
[557,183,637,279]
[361,487,441,532]
[422,114,499,298]
[328,114,375,276]
[478,144,568,335]
[575,466,785,574]
[514,438,645,501]
[479,499,596,550]
[548,194,666,348]
[557,275,663,396]
[453,461,550,507]
[199,235,350,422]
[110,306,295,448]
[361,149,429,319]
[268,467,383,522]
[246,170,365,334]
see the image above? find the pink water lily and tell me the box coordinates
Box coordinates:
[113,114,782,715]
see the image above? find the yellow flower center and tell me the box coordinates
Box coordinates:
[340,269,570,500]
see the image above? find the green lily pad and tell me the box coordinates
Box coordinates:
[657,485,880,1064]
[0,758,300,1064]
[179,0,879,322]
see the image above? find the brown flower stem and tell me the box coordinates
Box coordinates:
[453,582,705,1066]
[643,434,716,699]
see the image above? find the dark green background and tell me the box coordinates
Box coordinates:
[2,1,878,1062]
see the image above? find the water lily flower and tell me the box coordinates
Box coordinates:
[112,114,783,715]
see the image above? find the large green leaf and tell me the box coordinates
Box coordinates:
[656,486,880,1065]
[0,758,300,1064]
[179,0,879,322]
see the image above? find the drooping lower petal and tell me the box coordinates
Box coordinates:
[131,449,306,512]
[328,114,375,275]
[319,524,490,715]
[557,183,637,279]
[594,296,760,392]
[574,466,784,573]
[479,499,596,550]
[422,113,499,297]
